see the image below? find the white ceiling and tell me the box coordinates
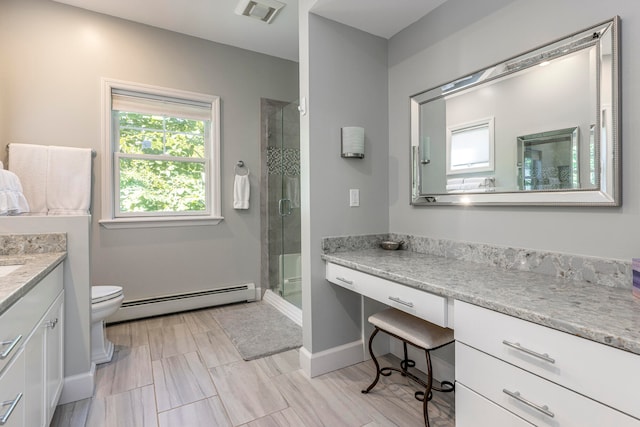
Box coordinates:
[52,0,447,62]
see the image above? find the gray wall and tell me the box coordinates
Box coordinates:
[389,0,639,260]
[303,13,389,352]
[0,0,298,301]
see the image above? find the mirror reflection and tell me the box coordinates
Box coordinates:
[411,17,620,206]
[517,127,582,191]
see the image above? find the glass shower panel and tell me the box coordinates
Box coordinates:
[267,100,301,309]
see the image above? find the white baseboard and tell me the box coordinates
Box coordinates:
[108,284,255,323]
[58,364,95,404]
[299,340,364,378]
[263,289,302,326]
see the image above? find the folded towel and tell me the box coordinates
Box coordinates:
[233,173,250,209]
[46,146,92,214]
[463,177,494,185]
[446,176,496,192]
[0,170,30,215]
[8,143,48,213]
[0,168,23,192]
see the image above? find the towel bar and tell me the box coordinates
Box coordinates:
[5,144,97,157]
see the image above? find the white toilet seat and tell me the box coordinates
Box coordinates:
[92,285,123,304]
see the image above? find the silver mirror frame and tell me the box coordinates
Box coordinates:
[410,17,620,207]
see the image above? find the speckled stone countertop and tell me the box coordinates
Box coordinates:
[322,245,640,356]
[0,233,67,315]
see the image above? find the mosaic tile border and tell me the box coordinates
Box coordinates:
[267,147,300,176]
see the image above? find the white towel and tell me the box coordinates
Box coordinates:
[0,169,30,215]
[233,173,250,209]
[463,177,493,186]
[446,176,496,192]
[447,178,464,185]
[8,143,48,213]
[46,146,92,214]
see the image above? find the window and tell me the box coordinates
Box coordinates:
[100,79,222,228]
[446,117,495,175]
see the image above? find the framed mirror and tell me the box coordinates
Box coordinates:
[411,17,620,206]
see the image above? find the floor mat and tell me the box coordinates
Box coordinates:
[213,302,302,361]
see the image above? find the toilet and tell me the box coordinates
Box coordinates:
[91,285,124,364]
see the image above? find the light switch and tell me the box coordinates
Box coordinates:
[349,189,360,207]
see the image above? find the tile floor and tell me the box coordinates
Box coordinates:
[50,302,455,427]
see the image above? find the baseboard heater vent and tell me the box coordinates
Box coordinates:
[108,283,256,323]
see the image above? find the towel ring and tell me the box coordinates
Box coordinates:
[235,160,250,176]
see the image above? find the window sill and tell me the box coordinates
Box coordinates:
[99,216,224,229]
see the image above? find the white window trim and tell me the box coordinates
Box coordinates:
[99,78,223,229]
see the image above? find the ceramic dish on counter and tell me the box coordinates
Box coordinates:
[380,240,404,250]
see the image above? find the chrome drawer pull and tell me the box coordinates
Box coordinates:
[388,296,414,308]
[0,335,22,360]
[336,277,354,286]
[0,392,23,425]
[503,389,554,418]
[502,340,555,364]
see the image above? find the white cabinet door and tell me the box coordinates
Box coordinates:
[22,290,64,427]
[23,322,45,427]
[44,292,64,424]
[0,349,25,427]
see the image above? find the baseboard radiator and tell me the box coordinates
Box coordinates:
[108,283,256,323]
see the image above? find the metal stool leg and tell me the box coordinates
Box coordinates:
[423,350,433,427]
[361,326,454,427]
[362,328,382,394]
[400,341,416,373]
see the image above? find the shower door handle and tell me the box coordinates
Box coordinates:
[278,199,292,216]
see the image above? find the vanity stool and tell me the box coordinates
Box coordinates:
[362,308,455,427]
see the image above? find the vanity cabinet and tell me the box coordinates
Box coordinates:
[0,264,64,427]
[455,300,640,426]
[0,349,25,427]
[326,262,448,327]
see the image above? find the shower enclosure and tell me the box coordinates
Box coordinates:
[261,99,301,309]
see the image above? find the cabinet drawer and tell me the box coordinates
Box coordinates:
[456,382,534,427]
[454,300,640,419]
[326,263,447,327]
[456,342,640,426]
[0,349,25,427]
[0,264,63,375]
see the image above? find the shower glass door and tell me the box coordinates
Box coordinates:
[268,100,301,308]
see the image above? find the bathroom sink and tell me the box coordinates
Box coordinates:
[0,258,26,277]
[0,264,22,277]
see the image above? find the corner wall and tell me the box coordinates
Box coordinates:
[299,9,389,374]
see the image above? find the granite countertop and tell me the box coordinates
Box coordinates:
[322,248,640,356]
[0,252,66,315]
[0,232,67,316]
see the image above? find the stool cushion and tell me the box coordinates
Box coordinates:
[368,308,454,350]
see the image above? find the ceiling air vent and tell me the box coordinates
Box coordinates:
[235,0,286,24]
